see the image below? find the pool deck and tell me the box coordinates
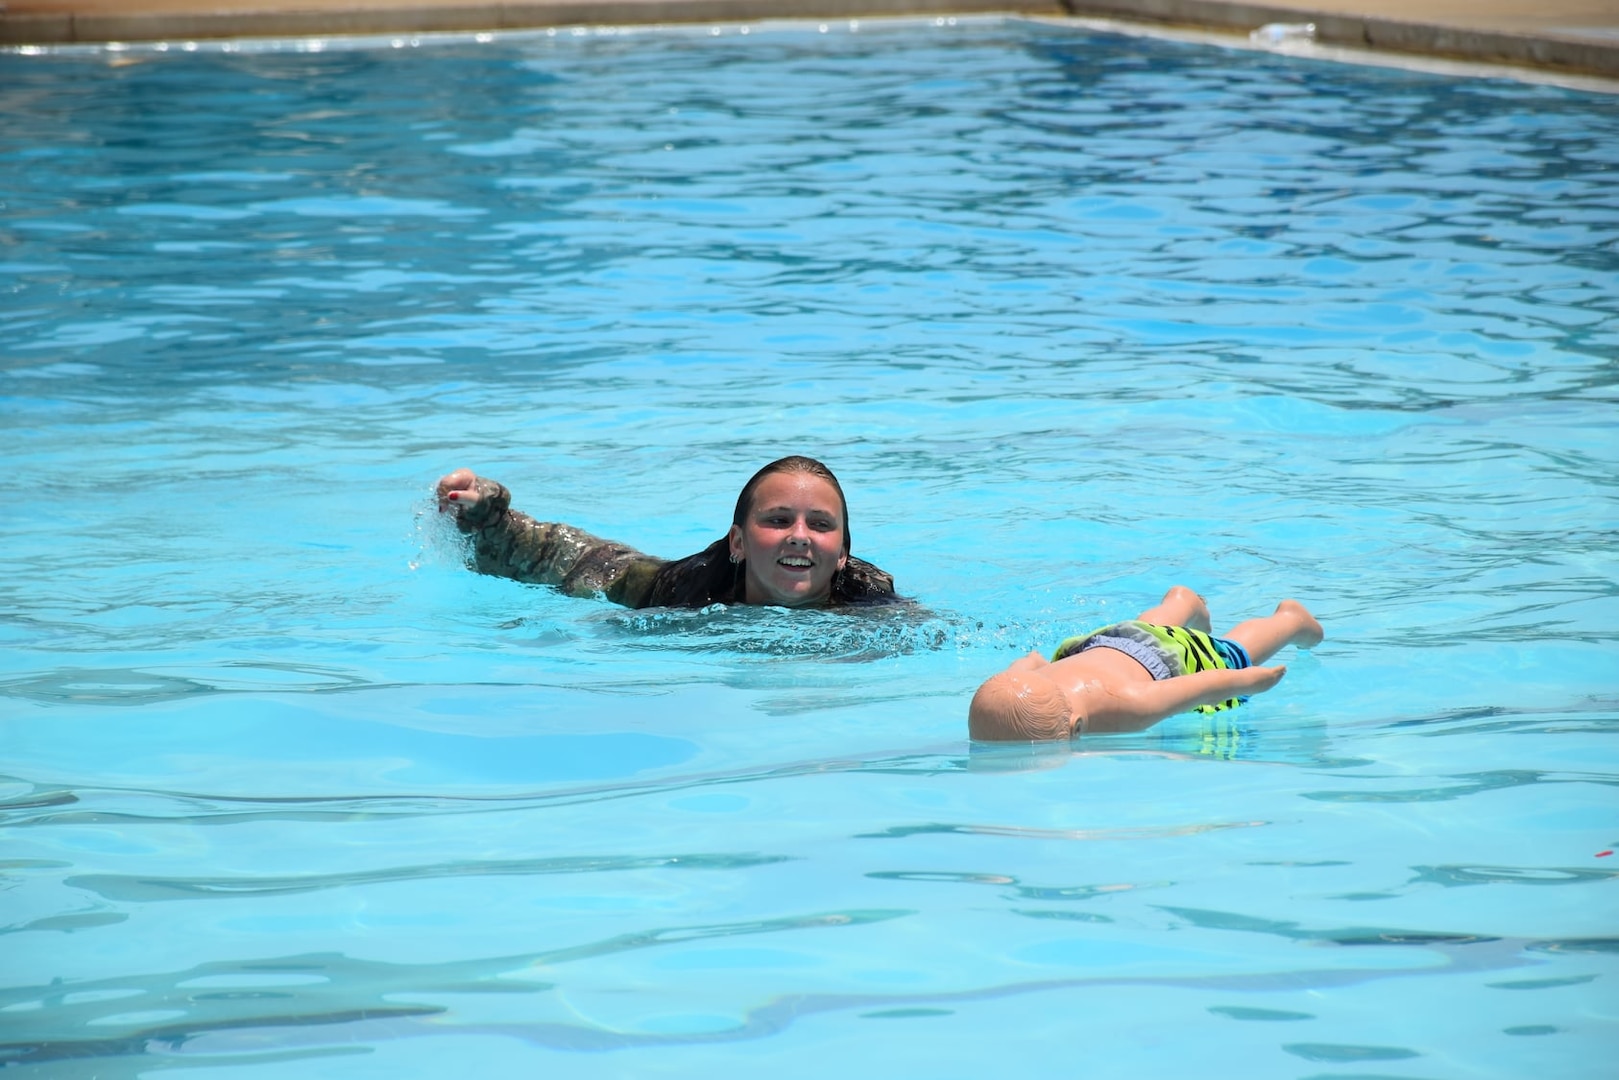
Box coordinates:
[3,0,1617,79]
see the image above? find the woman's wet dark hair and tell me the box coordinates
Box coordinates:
[641,455,899,609]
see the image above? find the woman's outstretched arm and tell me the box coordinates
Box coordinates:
[436,469,664,606]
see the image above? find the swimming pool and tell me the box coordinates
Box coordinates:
[3,14,1616,1076]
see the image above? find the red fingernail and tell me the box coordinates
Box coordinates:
[447,492,459,500]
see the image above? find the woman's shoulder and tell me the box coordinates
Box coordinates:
[834,556,909,606]
[642,539,738,608]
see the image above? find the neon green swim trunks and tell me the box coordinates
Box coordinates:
[1052,620,1253,714]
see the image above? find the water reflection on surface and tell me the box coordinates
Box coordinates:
[2,15,1615,1078]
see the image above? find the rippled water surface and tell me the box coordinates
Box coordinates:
[3,16,1617,1078]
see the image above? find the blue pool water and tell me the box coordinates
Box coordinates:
[2,15,1617,1077]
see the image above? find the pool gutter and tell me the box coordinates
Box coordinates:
[2,0,1616,80]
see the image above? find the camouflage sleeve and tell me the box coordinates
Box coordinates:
[452,476,666,607]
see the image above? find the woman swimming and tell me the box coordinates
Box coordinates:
[436,455,904,609]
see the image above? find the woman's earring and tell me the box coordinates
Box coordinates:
[728,553,740,565]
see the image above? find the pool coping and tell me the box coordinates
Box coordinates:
[2,0,1617,79]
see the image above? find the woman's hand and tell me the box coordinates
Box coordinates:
[436,468,484,517]
[436,469,511,529]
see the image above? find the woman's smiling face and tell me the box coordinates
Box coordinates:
[728,472,849,607]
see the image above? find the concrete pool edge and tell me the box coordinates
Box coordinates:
[2,0,1617,80]
[0,0,1056,46]
[1067,1,1619,78]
